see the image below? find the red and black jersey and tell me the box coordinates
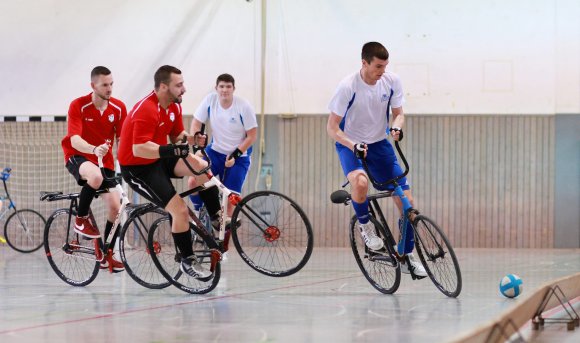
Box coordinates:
[118,91,184,166]
[61,93,127,170]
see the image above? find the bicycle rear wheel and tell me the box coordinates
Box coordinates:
[119,206,171,289]
[413,214,462,298]
[148,217,221,294]
[231,190,313,277]
[4,209,46,253]
[44,209,99,286]
[350,215,401,294]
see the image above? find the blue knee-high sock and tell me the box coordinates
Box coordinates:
[352,199,370,224]
[189,194,204,212]
[398,217,415,253]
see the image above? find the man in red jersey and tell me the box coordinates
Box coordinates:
[61,66,127,272]
[118,65,220,281]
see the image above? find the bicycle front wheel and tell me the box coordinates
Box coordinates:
[119,206,171,289]
[413,215,462,298]
[148,217,221,294]
[350,215,401,294]
[231,190,314,277]
[44,209,99,286]
[4,209,46,253]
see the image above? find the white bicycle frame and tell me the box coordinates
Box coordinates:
[98,156,130,249]
[199,173,238,242]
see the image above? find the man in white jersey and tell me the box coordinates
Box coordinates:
[189,74,258,239]
[327,42,426,277]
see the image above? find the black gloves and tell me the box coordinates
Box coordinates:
[159,144,189,158]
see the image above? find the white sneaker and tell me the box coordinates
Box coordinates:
[359,222,384,250]
[180,256,212,281]
[400,253,427,277]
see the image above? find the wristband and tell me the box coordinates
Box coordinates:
[92,146,97,154]
[159,144,189,158]
[228,148,243,160]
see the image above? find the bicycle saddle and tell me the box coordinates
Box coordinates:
[330,190,350,204]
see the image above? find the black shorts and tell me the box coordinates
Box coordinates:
[120,158,181,208]
[66,155,118,189]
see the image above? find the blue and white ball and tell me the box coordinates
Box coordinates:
[499,274,523,298]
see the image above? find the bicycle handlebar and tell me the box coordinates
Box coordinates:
[360,140,409,189]
[1,167,11,182]
[97,156,122,184]
[181,123,213,176]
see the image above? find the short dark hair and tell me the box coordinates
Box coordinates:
[154,65,182,90]
[90,66,111,80]
[361,42,389,63]
[216,73,235,87]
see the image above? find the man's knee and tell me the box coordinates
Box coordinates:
[167,199,189,220]
[349,172,368,192]
[86,173,104,189]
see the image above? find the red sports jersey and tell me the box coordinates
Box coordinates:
[61,93,127,170]
[118,91,185,166]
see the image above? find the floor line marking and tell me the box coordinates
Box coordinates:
[0,274,361,335]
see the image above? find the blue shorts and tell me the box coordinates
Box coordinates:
[336,139,410,191]
[206,147,251,194]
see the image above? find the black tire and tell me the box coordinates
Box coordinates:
[43,209,99,286]
[118,206,171,289]
[412,215,462,298]
[231,190,313,277]
[148,217,221,294]
[350,215,401,294]
[4,209,46,253]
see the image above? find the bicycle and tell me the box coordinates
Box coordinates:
[1,167,46,253]
[330,140,462,298]
[146,126,314,294]
[41,157,169,288]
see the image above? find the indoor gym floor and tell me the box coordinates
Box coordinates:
[0,246,579,343]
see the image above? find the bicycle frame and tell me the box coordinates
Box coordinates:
[97,157,130,251]
[180,169,241,243]
[1,168,16,214]
[359,140,417,256]
[179,125,242,244]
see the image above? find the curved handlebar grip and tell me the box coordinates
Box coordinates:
[360,140,409,189]
[181,150,212,176]
[181,123,211,176]
[97,156,122,183]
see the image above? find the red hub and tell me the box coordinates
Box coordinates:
[147,241,161,255]
[264,226,280,242]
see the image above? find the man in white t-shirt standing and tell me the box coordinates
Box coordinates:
[189,74,258,232]
[327,42,426,277]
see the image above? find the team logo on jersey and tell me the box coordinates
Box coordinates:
[229,117,236,123]
[381,94,389,102]
[169,113,175,122]
[108,114,114,122]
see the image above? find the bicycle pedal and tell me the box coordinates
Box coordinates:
[368,254,394,263]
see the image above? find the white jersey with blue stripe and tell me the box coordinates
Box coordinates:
[328,71,405,144]
[194,93,258,156]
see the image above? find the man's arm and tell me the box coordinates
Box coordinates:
[237,127,257,153]
[189,118,203,136]
[390,106,405,141]
[70,135,98,155]
[327,112,356,151]
[133,141,164,159]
